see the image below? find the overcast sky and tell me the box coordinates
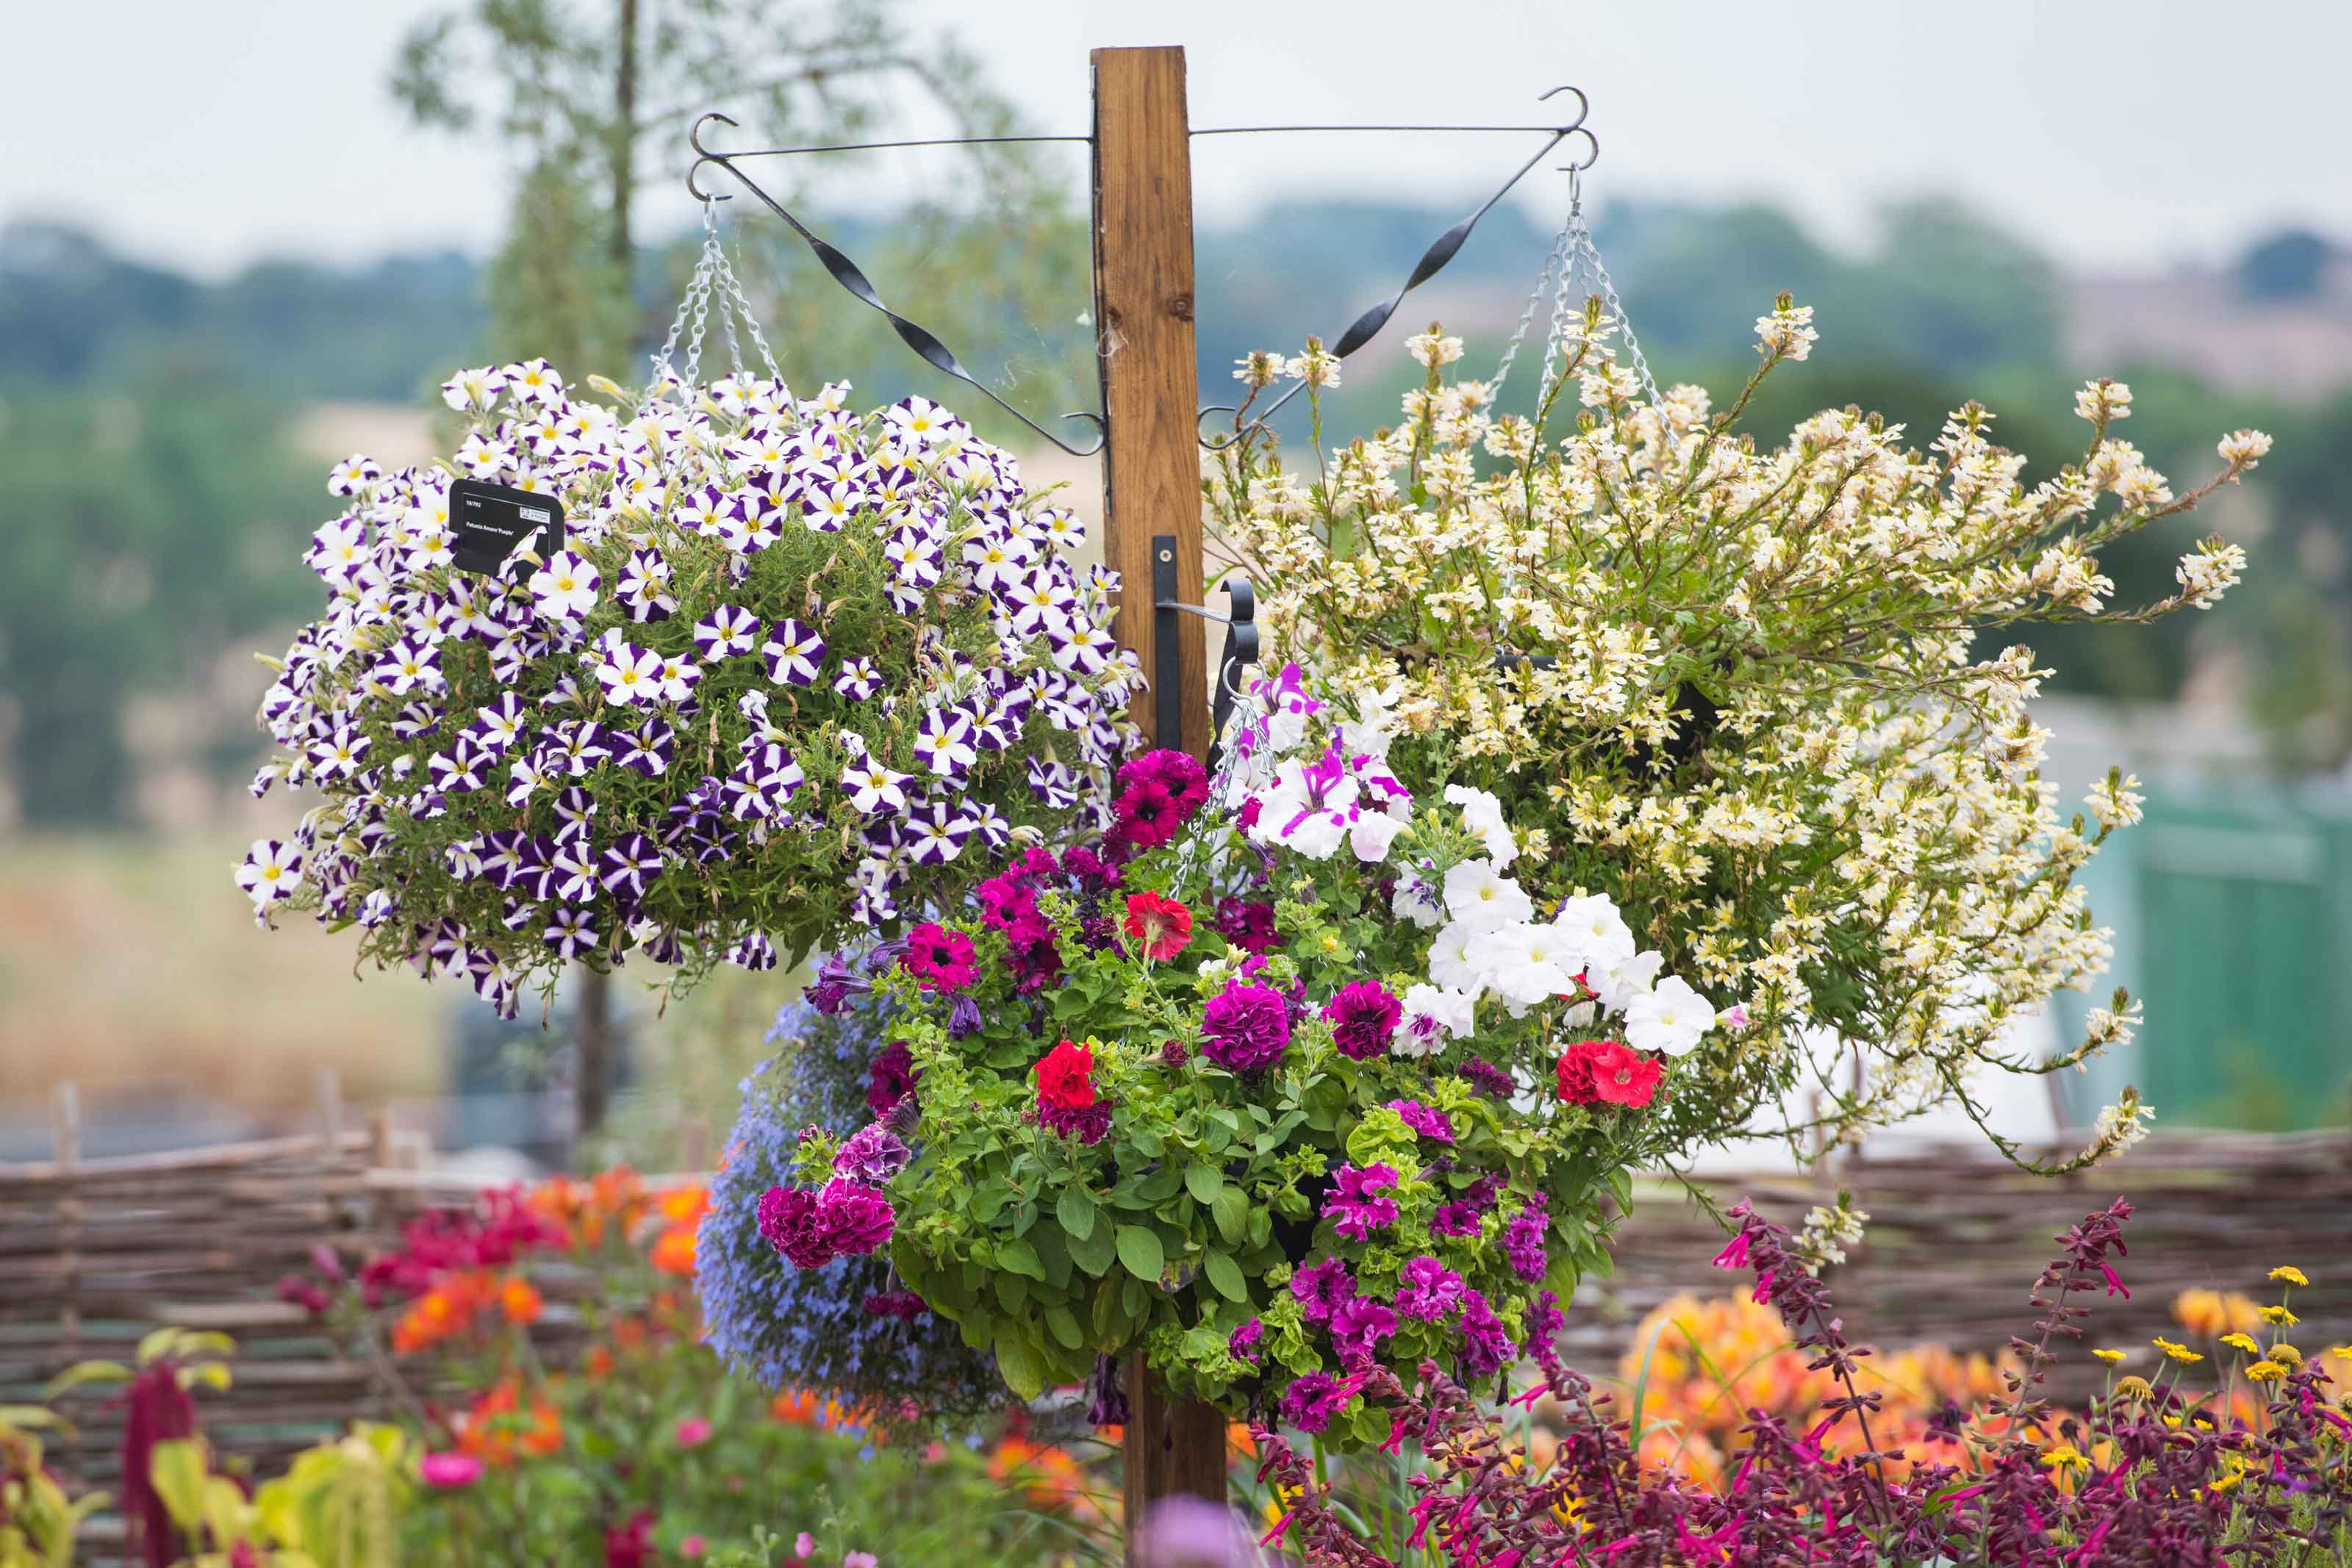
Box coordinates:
[7,0,2347,279]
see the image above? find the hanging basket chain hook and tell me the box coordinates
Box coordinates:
[1199,82,1596,451]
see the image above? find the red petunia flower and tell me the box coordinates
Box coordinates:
[1122,890,1194,961]
[1033,1039,1097,1112]
[1574,1040,1661,1109]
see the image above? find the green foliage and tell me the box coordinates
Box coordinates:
[0,389,320,823]
[0,1409,108,1568]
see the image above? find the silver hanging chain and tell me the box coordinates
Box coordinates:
[648,201,781,394]
[1494,167,1661,411]
[1563,201,1662,408]
[710,245,783,382]
[1488,217,1572,401]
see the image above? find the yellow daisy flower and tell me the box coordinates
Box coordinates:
[2263,1304,2301,1326]
[2221,1333,2259,1355]
[2269,1266,2309,1287]
[2154,1337,2205,1364]
[2247,1359,2287,1384]
[2272,1343,2303,1368]
[2091,1348,2125,1364]
[2043,1441,2090,1476]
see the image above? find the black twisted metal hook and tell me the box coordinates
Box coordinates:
[1197,86,1595,453]
[686,112,1107,457]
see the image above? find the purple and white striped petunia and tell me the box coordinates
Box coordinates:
[470,694,528,754]
[236,839,304,905]
[692,605,761,659]
[761,619,826,686]
[599,834,664,899]
[549,836,600,903]
[839,752,912,816]
[544,907,598,958]
[832,657,882,701]
[911,707,978,777]
[528,550,600,619]
[656,652,700,704]
[616,720,675,777]
[595,637,665,706]
[901,797,977,866]
[1027,755,1079,809]
[550,720,612,776]
[615,548,676,622]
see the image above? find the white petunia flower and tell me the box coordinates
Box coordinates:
[1623,975,1717,1057]
[1442,857,1532,932]
[1552,893,1636,976]
[1591,948,1664,1013]
[1349,808,1410,863]
[1466,921,1574,1015]
[1427,921,1483,993]
[1443,783,1515,867]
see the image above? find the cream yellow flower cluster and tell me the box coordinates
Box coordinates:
[1205,298,2269,1168]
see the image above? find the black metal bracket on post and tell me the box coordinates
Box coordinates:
[1150,535,1186,752]
[1152,553,1259,773]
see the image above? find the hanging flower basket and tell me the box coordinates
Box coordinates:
[726,672,1729,1443]
[237,356,1136,1016]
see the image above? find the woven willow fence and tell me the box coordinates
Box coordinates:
[4,1082,2347,1498]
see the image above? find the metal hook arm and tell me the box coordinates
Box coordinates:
[685,115,1107,457]
[1200,85,1594,451]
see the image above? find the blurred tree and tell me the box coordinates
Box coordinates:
[0,394,318,824]
[2236,229,2335,303]
[0,221,483,403]
[390,0,1058,384]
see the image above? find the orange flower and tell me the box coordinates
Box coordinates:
[769,1388,857,1429]
[453,1378,560,1466]
[391,1269,505,1353]
[656,1184,711,1229]
[500,1276,545,1326]
[521,1399,563,1456]
[586,1345,616,1380]
[650,1226,698,1276]
[2173,1288,2265,1340]
[989,1436,1091,1512]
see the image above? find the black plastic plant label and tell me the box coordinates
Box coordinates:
[449,478,565,576]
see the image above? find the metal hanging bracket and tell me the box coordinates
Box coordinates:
[686,112,1109,456]
[1152,545,1258,769]
[1197,85,1597,449]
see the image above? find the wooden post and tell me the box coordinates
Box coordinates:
[1091,43,1225,1551]
[1092,43,1210,758]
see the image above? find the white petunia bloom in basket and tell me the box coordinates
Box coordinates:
[1442,858,1533,931]
[1624,975,1719,1057]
